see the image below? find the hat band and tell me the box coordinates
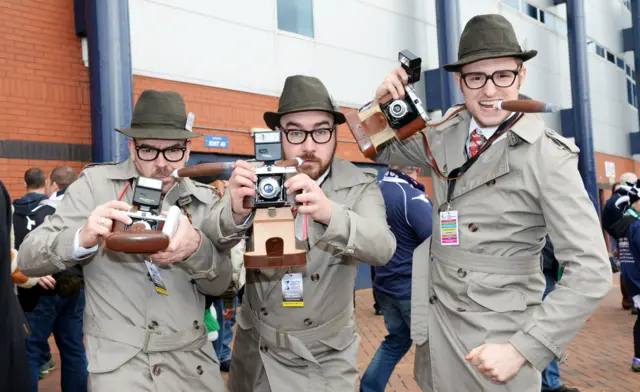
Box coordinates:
[278,99,335,112]
[459,46,524,60]
[131,113,187,129]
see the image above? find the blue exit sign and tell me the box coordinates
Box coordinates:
[205,135,229,149]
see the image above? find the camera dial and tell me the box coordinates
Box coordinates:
[258,177,281,200]
[388,100,408,119]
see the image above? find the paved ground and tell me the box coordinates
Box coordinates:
[39,273,640,391]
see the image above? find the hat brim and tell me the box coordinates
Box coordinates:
[443,50,538,72]
[264,108,347,130]
[115,127,203,139]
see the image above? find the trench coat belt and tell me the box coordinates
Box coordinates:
[432,243,540,275]
[247,303,354,363]
[83,314,208,353]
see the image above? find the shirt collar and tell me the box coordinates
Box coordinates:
[469,112,516,139]
[316,168,330,186]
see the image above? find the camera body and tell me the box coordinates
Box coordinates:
[124,176,166,231]
[253,131,297,208]
[380,49,430,130]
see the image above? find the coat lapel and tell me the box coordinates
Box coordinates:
[451,138,510,199]
[428,110,469,176]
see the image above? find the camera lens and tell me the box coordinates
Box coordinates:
[388,100,408,119]
[258,177,280,200]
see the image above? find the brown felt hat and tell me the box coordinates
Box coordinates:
[443,14,537,72]
[116,90,202,139]
[264,75,346,130]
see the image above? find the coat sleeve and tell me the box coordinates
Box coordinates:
[316,179,396,266]
[18,171,98,277]
[508,132,612,371]
[200,191,252,251]
[373,130,433,173]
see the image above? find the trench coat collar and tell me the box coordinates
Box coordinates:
[321,156,375,194]
[104,158,214,206]
[305,156,375,250]
[508,112,545,144]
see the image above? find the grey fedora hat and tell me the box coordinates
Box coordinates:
[264,75,346,130]
[443,14,537,72]
[116,90,202,139]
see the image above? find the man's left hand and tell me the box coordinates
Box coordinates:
[465,343,527,384]
[149,214,201,264]
[285,173,332,225]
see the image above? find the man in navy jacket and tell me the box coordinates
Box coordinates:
[360,165,433,392]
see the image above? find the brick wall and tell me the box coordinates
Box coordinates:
[0,0,91,197]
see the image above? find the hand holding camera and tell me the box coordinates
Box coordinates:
[78,200,133,249]
[147,213,201,264]
[229,160,257,225]
[374,66,410,104]
[285,173,332,225]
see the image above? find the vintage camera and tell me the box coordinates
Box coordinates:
[379,49,430,130]
[124,177,166,231]
[253,131,296,208]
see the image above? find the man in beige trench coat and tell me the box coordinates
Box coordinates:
[366,14,612,392]
[18,90,233,392]
[218,75,396,391]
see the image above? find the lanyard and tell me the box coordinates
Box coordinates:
[442,113,523,205]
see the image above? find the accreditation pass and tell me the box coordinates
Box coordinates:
[440,210,459,246]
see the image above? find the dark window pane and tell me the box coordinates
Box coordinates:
[617,57,625,70]
[525,3,538,19]
[596,45,604,57]
[606,51,615,64]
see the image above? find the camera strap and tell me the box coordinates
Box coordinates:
[444,112,522,205]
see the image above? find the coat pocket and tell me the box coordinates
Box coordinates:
[466,281,527,313]
[85,335,141,373]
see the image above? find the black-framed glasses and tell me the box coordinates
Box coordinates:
[134,143,187,162]
[281,126,335,145]
[460,69,520,89]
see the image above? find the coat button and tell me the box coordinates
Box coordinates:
[153,365,161,376]
[261,307,268,316]
[196,365,203,375]
[429,295,438,304]
[303,318,313,326]
[148,320,158,330]
[260,345,268,353]
[486,179,496,187]
[468,223,478,232]
[310,273,319,282]
[193,320,200,329]
[457,268,467,278]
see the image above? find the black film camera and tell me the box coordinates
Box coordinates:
[379,49,430,130]
[125,176,165,231]
[252,131,296,208]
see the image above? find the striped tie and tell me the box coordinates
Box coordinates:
[468,129,486,158]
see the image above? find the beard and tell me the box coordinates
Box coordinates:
[294,143,336,180]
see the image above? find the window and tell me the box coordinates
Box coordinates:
[627,64,632,77]
[525,3,538,19]
[503,0,520,10]
[277,0,314,38]
[634,83,638,108]
[634,70,637,80]
[606,51,615,64]
[539,10,546,24]
[628,79,634,106]
[617,57,625,70]
[595,45,605,57]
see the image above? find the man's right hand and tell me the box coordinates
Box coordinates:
[229,160,257,225]
[78,200,133,248]
[373,67,410,105]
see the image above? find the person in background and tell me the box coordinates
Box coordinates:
[0,178,31,392]
[360,165,432,392]
[602,172,638,312]
[540,237,580,392]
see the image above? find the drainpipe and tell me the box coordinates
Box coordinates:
[554,0,599,214]
[424,0,463,112]
[84,0,133,163]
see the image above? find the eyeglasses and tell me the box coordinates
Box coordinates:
[134,143,187,162]
[281,126,335,145]
[460,69,520,90]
